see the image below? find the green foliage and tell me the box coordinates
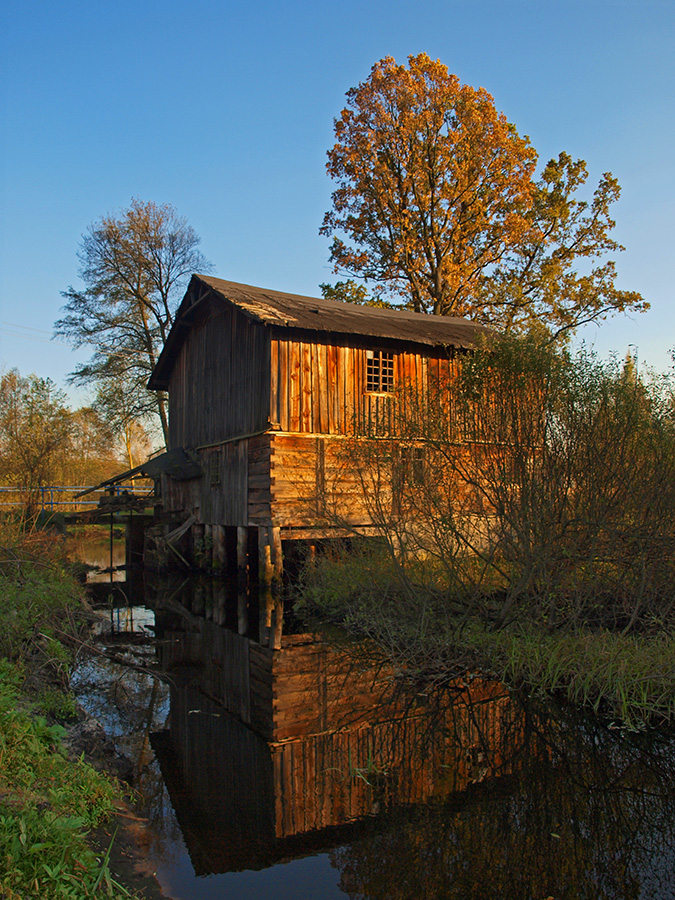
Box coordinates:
[0,370,73,514]
[0,535,89,677]
[0,662,137,899]
[469,627,675,730]
[319,279,393,308]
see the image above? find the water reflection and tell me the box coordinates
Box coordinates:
[66,532,126,582]
[75,570,675,899]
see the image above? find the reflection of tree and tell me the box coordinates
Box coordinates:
[70,651,183,865]
[329,699,675,900]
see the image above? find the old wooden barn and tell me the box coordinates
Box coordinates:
[147,274,488,582]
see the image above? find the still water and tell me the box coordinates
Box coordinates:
[70,565,675,900]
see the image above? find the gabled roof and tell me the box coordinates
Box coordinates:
[149,274,490,390]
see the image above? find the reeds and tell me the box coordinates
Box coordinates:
[487,628,675,729]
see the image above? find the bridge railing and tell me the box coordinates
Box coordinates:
[0,484,155,513]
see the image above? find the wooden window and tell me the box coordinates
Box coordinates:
[366,350,394,393]
[210,454,221,486]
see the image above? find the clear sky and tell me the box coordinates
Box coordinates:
[1,0,673,405]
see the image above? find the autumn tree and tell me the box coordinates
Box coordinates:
[0,370,73,513]
[55,199,210,447]
[321,54,646,335]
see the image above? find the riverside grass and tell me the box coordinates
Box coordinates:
[464,626,675,730]
[296,551,675,730]
[0,531,140,899]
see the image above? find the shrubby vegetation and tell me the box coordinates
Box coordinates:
[297,336,675,726]
[0,527,141,898]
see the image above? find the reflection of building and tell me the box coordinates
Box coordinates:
[152,586,525,875]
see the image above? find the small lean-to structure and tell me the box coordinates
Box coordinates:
[148,274,488,587]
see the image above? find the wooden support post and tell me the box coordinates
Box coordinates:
[259,526,283,649]
[236,526,249,636]
[258,526,273,645]
[271,526,283,586]
[269,598,283,650]
[237,527,249,588]
[204,579,214,620]
[259,585,273,646]
[237,590,249,636]
[125,513,145,569]
[213,525,227,570]
[204,524,213,569]
[193,579,205,617]
[192,523,205,568]
[258,527,274,588]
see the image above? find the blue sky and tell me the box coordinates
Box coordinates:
[1,0,673,404]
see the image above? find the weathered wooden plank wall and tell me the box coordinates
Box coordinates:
[162,303,464,532]
[161,439,249,526]
[269,336,460,437]
[169,299,271,448]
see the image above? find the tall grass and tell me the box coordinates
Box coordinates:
[0,661,139,898]
[0,526,141,898]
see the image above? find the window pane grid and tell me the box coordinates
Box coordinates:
[366,350,394,392]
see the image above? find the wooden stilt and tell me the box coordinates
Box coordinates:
[236,527,249,588]
[259,585,273,646]
[204,579,213,620]
[237,590,249,636]
[271,526,283,585]
[259,525,284,648]
[204,524,213,569]
[192,523,205,567]
[270,598,283,650]
[236,526,249,636]
[213,525,227,569]
[258,527,274,587]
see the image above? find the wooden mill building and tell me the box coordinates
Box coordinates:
[148,274,488,580]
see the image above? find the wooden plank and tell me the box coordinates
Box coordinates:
[346,346,355,434]
[289,341,301,433]
[278,340,289,432]
[301,342,312,433]
[249,460,273,477]
[273,434,316,451]
[249,474,274,489]
[270,338,279,426]
[327,344,338,434]
[317,344,330,434]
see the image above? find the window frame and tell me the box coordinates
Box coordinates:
[365,349,395,394]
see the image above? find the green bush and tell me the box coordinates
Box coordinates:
[0,661,138,899]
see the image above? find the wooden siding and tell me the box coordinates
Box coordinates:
[248,433,273,525]
[168,298,271,448]
[161,314,466,533]
[270,337,460,437]
[266,433,381,528]
[161,439,249,526]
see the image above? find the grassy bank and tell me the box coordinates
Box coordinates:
[0,528,141,899]
[295,548,675,730]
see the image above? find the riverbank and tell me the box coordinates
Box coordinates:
[0,529,166,899]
